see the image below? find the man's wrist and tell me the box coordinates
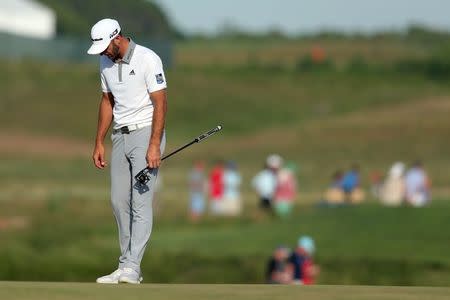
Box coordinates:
[95,139,104,147]
[149,139,161,147]
[149,143,160,150]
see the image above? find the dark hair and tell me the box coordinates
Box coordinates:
[333,170,343,180]
[351,163,360,171]
[412,160,422,168]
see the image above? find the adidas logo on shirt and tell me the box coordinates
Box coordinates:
[129,70,135,75]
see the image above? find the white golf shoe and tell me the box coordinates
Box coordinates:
[96,268,123,284]
[118,267,143,284]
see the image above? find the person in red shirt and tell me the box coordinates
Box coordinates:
[274,162,297,218]
[209,160,224,214]
[288,236,320,285]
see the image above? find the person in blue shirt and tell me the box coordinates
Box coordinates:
[188,160,206,221]
[222,161,242,216]
[340,164,360,200]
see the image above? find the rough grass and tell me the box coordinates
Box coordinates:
[1,186,450,285]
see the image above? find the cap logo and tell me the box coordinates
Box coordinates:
[91,37,103,41]
[110,28,118,39]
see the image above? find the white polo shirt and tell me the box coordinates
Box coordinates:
[99,40,167,129]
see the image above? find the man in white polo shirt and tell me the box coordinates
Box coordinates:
[88,18,167,284]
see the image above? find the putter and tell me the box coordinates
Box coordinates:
[135,125,223,185]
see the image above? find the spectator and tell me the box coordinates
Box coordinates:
[405,160,431,207]
[188,160,207,221]
[341,164,365,204]
[321,170,345,206]
[369,170,383,199]
[288,236,320,285]
[266,245,292,284]
[222,161,242,216]
[379,162,405,207]
[274,162,298,218]
[252,154,282,212]
[209,160,225,215]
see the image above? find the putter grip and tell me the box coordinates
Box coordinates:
[196,125,222,142]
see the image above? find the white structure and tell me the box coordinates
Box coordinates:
[0,0,56,39]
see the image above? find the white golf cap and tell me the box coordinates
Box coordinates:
[266,154,283,169]
[87,18,121,55]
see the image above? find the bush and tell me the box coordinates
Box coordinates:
[395,56,450,80]
[296,55,335,73]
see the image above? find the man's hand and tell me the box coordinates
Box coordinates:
[146,144,161,169]
[92,92,113,170]
[93,144,107,169]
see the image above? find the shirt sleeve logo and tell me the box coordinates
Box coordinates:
[155,73,164,84]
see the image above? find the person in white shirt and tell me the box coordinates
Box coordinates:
[88,18,167,284]
[404,161,431,207]
[379,162,406,206]
[252,154,282,212]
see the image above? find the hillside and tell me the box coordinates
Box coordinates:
[38,0,177,38]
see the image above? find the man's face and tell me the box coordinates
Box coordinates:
[101,38,120,61]
[274,248,288,261]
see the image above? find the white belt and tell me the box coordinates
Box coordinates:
[113,122,151,134]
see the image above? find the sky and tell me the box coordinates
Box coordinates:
[153,0,450,36]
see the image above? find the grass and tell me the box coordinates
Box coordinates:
[1,37,450,285]
[1,282,449,300]
[2,63,450,192]
[2,36,450,139]
[1,191,450,285]
[175,37,436,68]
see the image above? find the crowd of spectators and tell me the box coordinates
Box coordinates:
[320,160,431,207]
[188,159,242,221]
[187,154,298,221]
[377,160,431,207]
[320,164,365,206]
[251,154,298,218]
[266,235,320,285]
[186,156,431,222]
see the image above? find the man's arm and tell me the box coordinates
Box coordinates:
[146,88,167,169]
[92,92,114,169]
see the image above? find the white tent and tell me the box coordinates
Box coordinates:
[0,0,56,39]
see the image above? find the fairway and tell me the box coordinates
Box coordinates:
[1,282,449,300]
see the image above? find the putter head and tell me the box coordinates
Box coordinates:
[135,168,151,185]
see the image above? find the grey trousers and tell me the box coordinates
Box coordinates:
[110,126,165,274]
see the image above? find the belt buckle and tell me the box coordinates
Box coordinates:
[120,126,130,134]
